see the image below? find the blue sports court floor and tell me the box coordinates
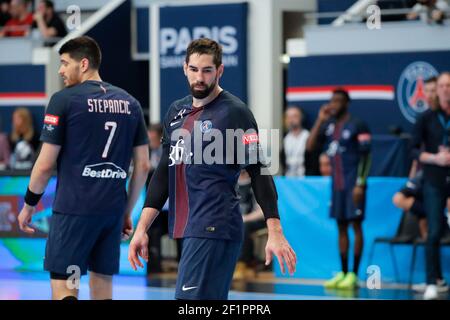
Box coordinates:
[1,270,449,300]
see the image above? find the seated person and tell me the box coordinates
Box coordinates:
[8,107,39,170]
[407,0,448,24]
[0,0,11,27]
[392,163,427,239]
[233,170,266,280]
[0,0,32,37]
[0,119,10,170]
[32,0,67,46]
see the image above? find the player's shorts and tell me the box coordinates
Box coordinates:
[44,211,123,277]
[330,186,366,222]
[175,237,242,300]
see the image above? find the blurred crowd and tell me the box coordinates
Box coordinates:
[0,0,67,45]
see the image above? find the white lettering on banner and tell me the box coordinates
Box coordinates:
[160,26,238,55]
[160,26,239,69]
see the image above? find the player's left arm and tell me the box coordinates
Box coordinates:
[246,163,297,276]
[122,145,151,240]
[353,121,372,205]
[18,143,61,234]
[122,105,151,240]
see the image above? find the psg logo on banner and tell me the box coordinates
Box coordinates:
[396,61,438,123]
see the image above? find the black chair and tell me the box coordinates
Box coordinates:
[408,222,450,288]
[368,210,421,282]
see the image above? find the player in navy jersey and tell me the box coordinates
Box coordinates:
[17,36,150,300]
[307,88,371,290]
[129,38,296,300]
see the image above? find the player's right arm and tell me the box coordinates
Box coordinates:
[18,143,61,234]
[18,92,67,234]
[306,104,331,152]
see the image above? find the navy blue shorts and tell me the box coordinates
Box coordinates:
[175,237,242,300]
[44,211,123,276]
[330,187,366,222]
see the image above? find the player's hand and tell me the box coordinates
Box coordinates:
[318,104,332,123]
[122,215,133,241]
[17,204,36,234]
[33,12,44,22]
[434,151,450,167]
[128,230,149,271]
[352,185,365,206]
[265,231,297,276]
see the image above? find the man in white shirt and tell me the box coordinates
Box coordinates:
[283,106,310,177]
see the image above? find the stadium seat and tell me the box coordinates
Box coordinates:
[368,210,421,283]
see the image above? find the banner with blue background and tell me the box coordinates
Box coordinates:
[159,3,248,120]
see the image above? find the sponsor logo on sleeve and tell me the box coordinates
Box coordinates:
[44,115,59,126]
[242,133,259,145]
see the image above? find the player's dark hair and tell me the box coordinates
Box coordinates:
[425,76,437,84]
[59,36,102,70]
[185,38,222,69]
[332,88,351,103]
[40,0,53,9]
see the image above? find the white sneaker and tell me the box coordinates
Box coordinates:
[413,279,448,293]
[437,279,449,293]
[424,285,438,300]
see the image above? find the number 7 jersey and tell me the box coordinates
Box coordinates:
[40,80,148,216]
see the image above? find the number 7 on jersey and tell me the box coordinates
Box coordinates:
[102,121,117,158]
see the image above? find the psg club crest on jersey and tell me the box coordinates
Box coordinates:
[200,120,213,133]
[397,61,438,124]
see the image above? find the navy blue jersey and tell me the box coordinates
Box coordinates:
[162,91,262,241]
[319,116,371,191]
[40,80,148,216]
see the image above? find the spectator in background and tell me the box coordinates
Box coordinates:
[0,116,11,170]
[0,0,11,27]
[411,72,450,300]
[282,106,310,177]
[148,124,163,174]
[307,88,372,290]
[319,152,332,176]
[424,76,439,111]
[0,0,32,37]
[32,0,67,46]
[9,107,39,170]
[233,170,266,280]
[407,0,448,24]
[390,75,440,239]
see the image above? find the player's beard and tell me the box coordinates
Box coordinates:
[189,77,217,99]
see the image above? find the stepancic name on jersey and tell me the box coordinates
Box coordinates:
[82,162,127,179]
[87,99,131,115]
